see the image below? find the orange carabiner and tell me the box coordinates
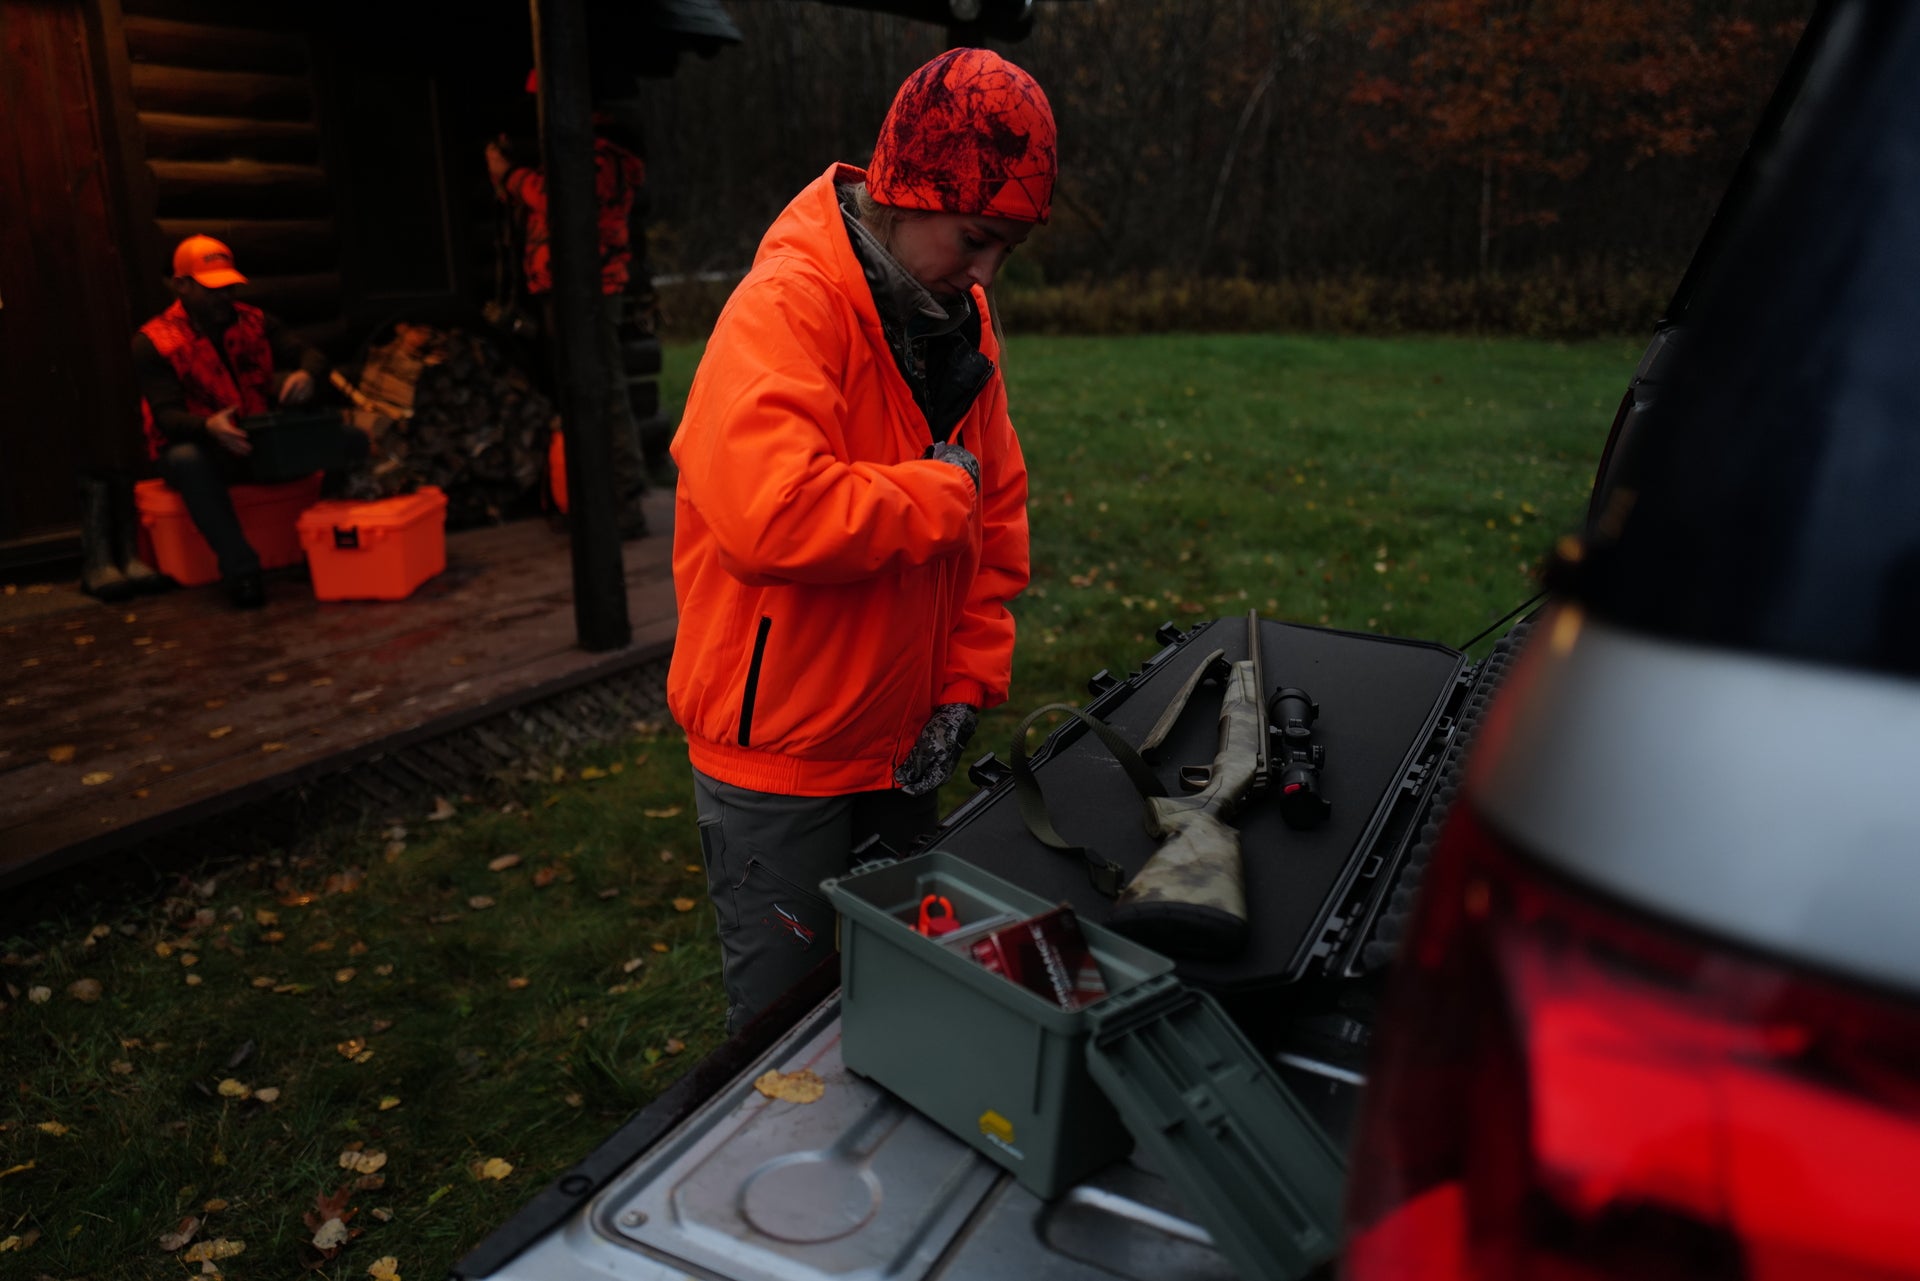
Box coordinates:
[917,893,958,936]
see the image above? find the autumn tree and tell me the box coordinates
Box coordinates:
[1350,0,1804,273]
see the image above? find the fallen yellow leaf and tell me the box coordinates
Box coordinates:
[378,1096,401,1111]
[506,976,530,989]
[67,978,102,1002]
[0,1161,36,1180]
[335,968,356,984]
[753,1069,826,1104]
[185,1238,245,1263]
[47,744,75,763]
[642,806,683,819]
[672,897,697,912]
[216,1079,250,1099]
[468,895,495,910]
[311,1218,350,1250]
[203,1198,229,1212]
[260,741,286,753]
[207,726,233,739]
[367,1257,402,1281]
[81,771,113,786]
[488,854,522,872]
[621,957,645,973]
[265,672,289,684]
[336,1038,367,1059]
[651,942,670,953]
[579,766,607,781]
[475,1157,513,1181]
[38,1120,69,1135]
[338,1148,387,1175]
[253,1087,280,1103]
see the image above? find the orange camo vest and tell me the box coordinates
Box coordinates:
[138,301,274,460]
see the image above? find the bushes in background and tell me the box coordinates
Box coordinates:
[653,263,1673,343]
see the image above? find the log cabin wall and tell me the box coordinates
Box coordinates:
[116,1,349,350]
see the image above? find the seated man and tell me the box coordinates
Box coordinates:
[133,234,370,607]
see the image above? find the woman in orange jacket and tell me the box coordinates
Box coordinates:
[668,48,1056,1031]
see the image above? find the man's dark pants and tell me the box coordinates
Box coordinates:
[158,428,370,579]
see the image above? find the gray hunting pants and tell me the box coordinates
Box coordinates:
[692,770,937,1034]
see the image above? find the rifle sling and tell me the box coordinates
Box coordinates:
[1010,701,1166,898]
[1138,648,1228,761]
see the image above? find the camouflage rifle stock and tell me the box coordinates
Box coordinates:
[1106,609,1271,961]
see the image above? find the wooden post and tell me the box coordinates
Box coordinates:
[531,0,631,652]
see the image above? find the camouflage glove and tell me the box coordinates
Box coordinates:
[923,441,980,496]
[894,703,979,796]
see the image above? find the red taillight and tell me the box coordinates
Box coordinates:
[1344,800,1920,1280]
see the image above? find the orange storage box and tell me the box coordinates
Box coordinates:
[548,430,569,513]
[135,475,323,587]
[296,487,447,601]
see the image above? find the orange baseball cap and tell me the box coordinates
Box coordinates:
[171,234,247,289]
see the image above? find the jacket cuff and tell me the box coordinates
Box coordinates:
[935,678,990,710]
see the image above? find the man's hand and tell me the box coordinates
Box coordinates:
[485,137,512,192]
[206,406,250,457]
[278,369,315,405]
[894,703,979,796]
[924,441,980,497]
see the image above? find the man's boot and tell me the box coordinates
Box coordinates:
[77,477,132,602]
[107,474,167,594]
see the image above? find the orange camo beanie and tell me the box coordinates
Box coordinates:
[866,48,1056,224]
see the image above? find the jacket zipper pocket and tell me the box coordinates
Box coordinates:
[738,615,772,747]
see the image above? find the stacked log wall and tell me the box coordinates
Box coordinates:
[116,3,348,351]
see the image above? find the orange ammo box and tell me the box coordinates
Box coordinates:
[135,475,324,587]
[296,486,447,601]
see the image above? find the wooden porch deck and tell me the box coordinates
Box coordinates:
[0,490,677,894]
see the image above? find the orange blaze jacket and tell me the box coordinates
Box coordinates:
[668,163,1031,796]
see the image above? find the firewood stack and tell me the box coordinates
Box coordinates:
[341,328,556,528]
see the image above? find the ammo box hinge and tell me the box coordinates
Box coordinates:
[1086,974,1194,1050]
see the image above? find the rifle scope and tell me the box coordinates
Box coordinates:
[1269,686,1331,830]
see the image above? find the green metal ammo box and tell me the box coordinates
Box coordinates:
[822,850,1346,1281]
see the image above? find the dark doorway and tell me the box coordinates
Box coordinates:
[0,0,144,565]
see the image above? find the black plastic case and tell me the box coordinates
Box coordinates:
[939,616,1471,993]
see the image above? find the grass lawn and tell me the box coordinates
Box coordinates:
[0,332,1638,1279]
